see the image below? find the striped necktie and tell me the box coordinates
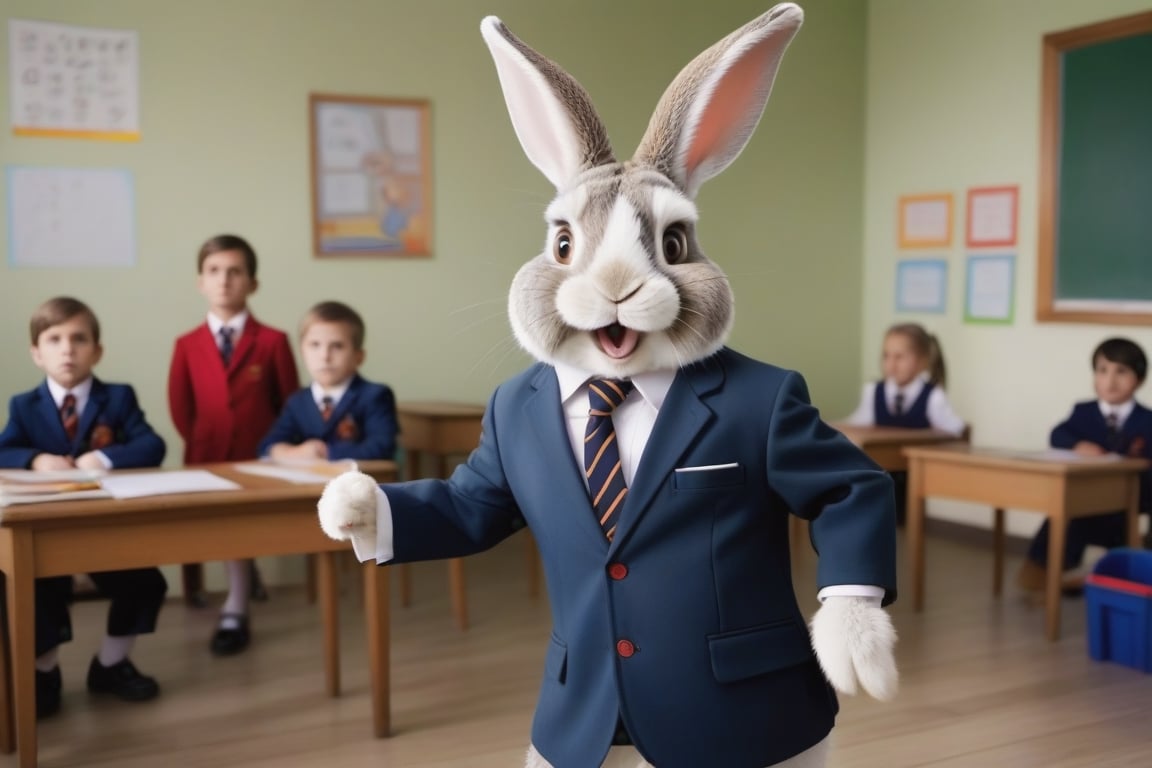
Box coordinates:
[219,326,235,367]
[584,378,634,541]
[320,395,335,421]
[1105,411,1121,451]
[893,391,905,416]
[60,393,78,441]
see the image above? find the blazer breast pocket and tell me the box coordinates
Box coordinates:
[672,462,745,490]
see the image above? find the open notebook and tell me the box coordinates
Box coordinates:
[0,469,242,507]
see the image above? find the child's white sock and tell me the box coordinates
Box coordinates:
[35,648,59,672]
[220,560,251,626]
[97,635,135,667]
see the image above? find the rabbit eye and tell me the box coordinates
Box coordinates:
[662,225,687,264]
[553,226,573,264]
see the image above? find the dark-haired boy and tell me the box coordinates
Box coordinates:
[1018,337,1152,592]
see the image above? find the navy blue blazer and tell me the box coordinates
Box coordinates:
[258,375,398,461]
[377,348,896,768]
[0,379,165,469]
[1051,400,1152,509]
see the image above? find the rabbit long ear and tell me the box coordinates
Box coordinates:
[633,3,803,198]
[480,17,615,189]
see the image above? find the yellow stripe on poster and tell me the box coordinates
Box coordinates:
[12,128,141,142]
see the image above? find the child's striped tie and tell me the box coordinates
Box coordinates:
[60,393,78,442]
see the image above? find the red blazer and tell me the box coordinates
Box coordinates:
[168,317,299,464]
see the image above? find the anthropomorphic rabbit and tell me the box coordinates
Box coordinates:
[319,5,897,767]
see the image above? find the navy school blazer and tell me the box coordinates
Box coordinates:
[372,347,897,768]
[258,374,398,461]
[1051,400,1152,509]
[0,378,165,469]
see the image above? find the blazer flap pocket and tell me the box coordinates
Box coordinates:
[708,619,813,683]
[544,632,568,684]
[673,462,744,490]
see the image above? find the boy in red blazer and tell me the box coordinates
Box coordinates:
[168,234,298,655]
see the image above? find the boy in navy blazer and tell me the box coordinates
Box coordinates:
[1018,337,1152,592]
[259,301,398,462]
[0,297,167,719]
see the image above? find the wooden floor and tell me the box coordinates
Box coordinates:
[15,530,1152,767]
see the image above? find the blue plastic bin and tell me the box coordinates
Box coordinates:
[1085,548,1152,673]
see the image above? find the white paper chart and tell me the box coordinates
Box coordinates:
[6,167,136,268]
[8,19,140,140]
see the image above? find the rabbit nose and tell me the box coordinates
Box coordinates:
[613,284,642,304]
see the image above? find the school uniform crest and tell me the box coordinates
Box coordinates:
[88,422,117,451]
[336,415,359,441]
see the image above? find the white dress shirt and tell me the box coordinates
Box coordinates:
[843,372,966,436]
[1099,399,1134,427]
[352,364,880,602]
[206,310,248,351]
[46,376,112,468]
[311,379,352,411]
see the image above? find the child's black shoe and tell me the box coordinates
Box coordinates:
[86,657,159,701]
[36,667,62,719]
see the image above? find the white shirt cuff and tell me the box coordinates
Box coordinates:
[817,585,884,605]
[351,486,394,564]
[95,451,114,469]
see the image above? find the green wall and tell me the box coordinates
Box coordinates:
[0,0,868,462]
[864,0,1152,534]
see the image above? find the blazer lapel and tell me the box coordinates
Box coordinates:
[35,382,71,452]
[609,354,725,554]
[525,366,608,548]
[75,379,109,452]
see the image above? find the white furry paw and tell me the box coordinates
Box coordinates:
[809,596,898,701]
[317,470,379,541]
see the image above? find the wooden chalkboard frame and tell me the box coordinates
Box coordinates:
[1037,10,1152,325]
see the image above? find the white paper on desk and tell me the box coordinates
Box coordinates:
[0,489,113,507]
[232,463,341,485]
[99,470,241,499]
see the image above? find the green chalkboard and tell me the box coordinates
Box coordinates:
[1039,11,1152,324]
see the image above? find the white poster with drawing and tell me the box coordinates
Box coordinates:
[8,19,139,140]
[6,167,136,268]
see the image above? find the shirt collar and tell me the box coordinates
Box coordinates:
[1099,399,1136,423]
[311,379,353,406]
[46,376,93,409]
[207,310,249,337]
[885,371,928,398]
[554,361,677,411]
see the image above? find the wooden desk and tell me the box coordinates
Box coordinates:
[834,424,966,471]
[904,445,1146,641]
[0,461,397,767]
[396,402,487,631]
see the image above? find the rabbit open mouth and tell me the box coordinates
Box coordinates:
[595,323,641,360]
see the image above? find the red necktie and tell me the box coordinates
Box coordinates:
[60,393,78,441]
[320,396,335,421]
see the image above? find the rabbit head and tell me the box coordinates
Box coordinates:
[481,4,803,378]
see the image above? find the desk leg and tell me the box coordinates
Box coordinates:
[364,563,391,737]
[907,458,926,612]
[1126,480,1141,547]
[525,532,540,598]
[1045,515,1066,642]
[318,551,340,697]
[0,568,12,753]
[5,533,37,767]
[992,508,1005,597]
[449,558,468,631]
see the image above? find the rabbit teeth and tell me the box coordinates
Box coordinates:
[595,324,640,359]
